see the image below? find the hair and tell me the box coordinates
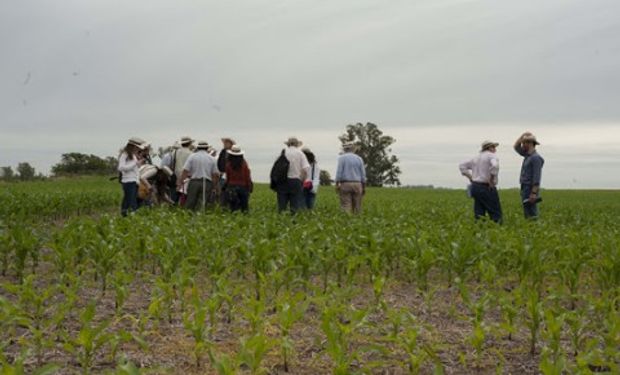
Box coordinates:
[228,154,244,171]
[123,144,137,161]
[303,150,316,164]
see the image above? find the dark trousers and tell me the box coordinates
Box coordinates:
[303,190,316,209]
[121,182,138,216]
[471,183,502,223]
[185,179,214,211]
[521,184,539,219]
[226,185,249,212]
[277,178,303,213]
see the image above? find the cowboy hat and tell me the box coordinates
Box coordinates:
[227,145,244,156]
[127,136,147,149]
[195,141,210,150]
[180,136,194,145]
[522,134,540,145]
[284,137,302,147]
[342,141,358,150]
[481,140,499,151]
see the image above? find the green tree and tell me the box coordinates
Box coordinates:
[319,170,333,186]
[17,162,36,181]
[51,153,117,176]
[1,166,15,181]
[338,122,402,187]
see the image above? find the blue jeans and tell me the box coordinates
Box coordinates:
[121,182,138,216]
[303,190,316,209]
[277,179,303,213]
[471,183,502,223]
[521,184,539,219]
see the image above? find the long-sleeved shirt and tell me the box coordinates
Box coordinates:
[335,152,366,183]
[182,150,219,180]
[225,160,252,190]
[459,151,499,185]
[117,152,140,183]
[515,147,544,186]
[284,146,310,180]
[308,162,320,194]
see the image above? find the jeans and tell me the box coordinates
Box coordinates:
[121,182,138,216]
[521,184,540,219]
[277,178,303,213]
[303,190,316,209]
[470,183,502,223]
[185,179,214,211]
[226,185,250,212]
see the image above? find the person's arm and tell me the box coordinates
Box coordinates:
[528,156,543,202]
[489,156,499,186]
[245,163,253,192]
[514,132,531,156]
[459,159,474,182]
[178,169,190,188]
[118,154,139,172]
[360,158,367,194]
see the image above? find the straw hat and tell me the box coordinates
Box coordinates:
[284,137,302,147]
[481,140,499,151]
[228,145,244,156]
[342,141,358,151]
[195,141,210,150]
[522,134,540,145]
[180,136,194,146]
[127,136,147,149]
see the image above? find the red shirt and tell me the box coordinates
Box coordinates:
[225,160,252,190]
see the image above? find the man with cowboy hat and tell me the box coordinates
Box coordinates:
[171,136,194,204]
[514,132,545,219]
[218,137,235,173]
[459,140,502,223]
[335,141,366,214]
[178,140,220,211]
[277,137,310,213]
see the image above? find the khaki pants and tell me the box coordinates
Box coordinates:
[339,182,363,214]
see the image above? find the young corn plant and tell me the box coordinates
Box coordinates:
[237,332,273,375]
[524,288,543,355]
[539,309,567,375]
[276,292,308,372]
[182,286,210,367]
[320,303,368,375]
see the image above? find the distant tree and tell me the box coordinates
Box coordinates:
[52,153,117,176]
[1,166,15,181]
[17,162,36,181]
[338,122,402,187]
[319,170,333,186]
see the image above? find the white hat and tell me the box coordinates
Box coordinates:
[284,137,302,147]
[481,140,499,151]
[139,164,158,180]
[128,136,147,149]
[342,141,357,151]
[180,136,194,145]
[228,145,244,156]
[195,141,210,150]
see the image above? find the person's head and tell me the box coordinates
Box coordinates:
[481,140,499,153]
[521,134,539,152]
[124,137,146,158]
[195,141,210,152]
[221,137,235,150]
[227,145,245,170]
[180,136,194,148]
[302,147,316,164]
[284,137,302,148]
[342,141,357,153]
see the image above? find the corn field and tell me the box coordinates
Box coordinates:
[0,177,618,374]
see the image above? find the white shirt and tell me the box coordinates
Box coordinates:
[459,150,499,185]
[182,150,219,180]
[174,147,193,179]
[118,152,140,183]
[285,146,310,180]
[309,162,320,193]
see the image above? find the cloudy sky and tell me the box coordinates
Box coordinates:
[1,0,619,188]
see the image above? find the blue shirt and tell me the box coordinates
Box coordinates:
[336,152,366,183]
[516,148,544,186]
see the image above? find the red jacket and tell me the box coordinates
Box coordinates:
[225,160,252,191]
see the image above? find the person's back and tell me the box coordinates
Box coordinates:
[336,152,365,183]
[174,147,192,179]
[284,146,309,179]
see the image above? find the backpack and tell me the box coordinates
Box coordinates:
[270,149,289,191]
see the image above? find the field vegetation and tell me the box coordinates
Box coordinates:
[0,177,618,374]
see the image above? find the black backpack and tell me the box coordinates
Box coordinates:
[270,149,289,191]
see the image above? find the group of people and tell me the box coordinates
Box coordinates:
[117,135,365,216]
[459,131,545,223]
[118,130,543,220]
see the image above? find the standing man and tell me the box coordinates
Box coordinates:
[178,141,220,211]
[459,140,502,223]
[172,136,194,204]
[335,142,366,214]
[514,132,544,219]
[277,137,310,213]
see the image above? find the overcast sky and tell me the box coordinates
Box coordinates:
[1,0,619,188]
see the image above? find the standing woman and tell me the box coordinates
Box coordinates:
[302,148,320,209]
[224,145,253,212]
[118,137,146,216]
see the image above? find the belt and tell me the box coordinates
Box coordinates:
[472,181,490,186]
[339,180,362,183]
[190,178,212,182]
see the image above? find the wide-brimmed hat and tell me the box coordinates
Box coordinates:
[180,136,194,146]
[522,134,540,145]
[139,164,158,180]
[481,140,499,151]
[284,137,302,147]
[127,136,146,149]
[342,141,358,151]
[161,166,174,177]
[228,145,244,156]
[221,137,235,144]
[195,141,210,150]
